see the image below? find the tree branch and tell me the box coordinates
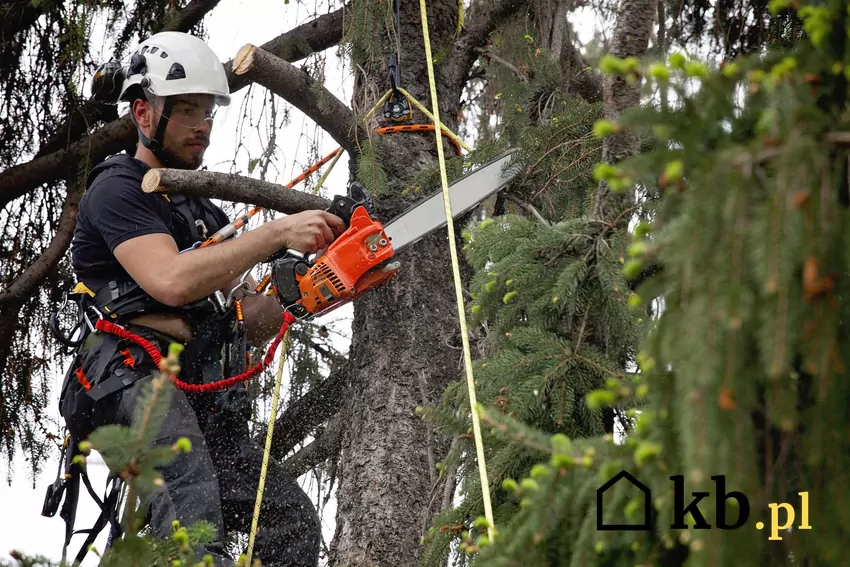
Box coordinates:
[451,0,529,87]
[232,44,361,155]
[281,415,343,477]
[224,4,349,93]
[0,180,83,303]
[0,116,137,212]
[141,168,331,214]
[266,363,349,461]
[1,5,349,210]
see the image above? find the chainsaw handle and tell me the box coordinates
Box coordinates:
[325,182,373,228]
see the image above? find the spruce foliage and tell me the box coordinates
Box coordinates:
[422,1,850,566]
[418,48,647,567]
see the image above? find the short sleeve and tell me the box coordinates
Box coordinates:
[85,172,173,252]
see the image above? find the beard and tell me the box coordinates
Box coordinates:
[159,141,205,170]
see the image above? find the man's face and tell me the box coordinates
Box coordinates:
[135,93,216,169]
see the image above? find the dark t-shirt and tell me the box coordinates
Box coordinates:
[70,154,228,290]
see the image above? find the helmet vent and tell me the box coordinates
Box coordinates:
[149,46,159,54]
[160,51,169,59]
[166,62,185,81]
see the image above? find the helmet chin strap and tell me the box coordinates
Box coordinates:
[138,96,180,167]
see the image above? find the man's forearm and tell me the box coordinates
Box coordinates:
[220,274,287,344]
[241,292,286,344]
[169,221,286,305]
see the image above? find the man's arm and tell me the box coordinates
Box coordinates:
[220,273,287,345]
[113,210,344,307]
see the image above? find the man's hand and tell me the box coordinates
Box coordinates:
[273,210,345,254]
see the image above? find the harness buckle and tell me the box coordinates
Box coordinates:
[85,305,104,333]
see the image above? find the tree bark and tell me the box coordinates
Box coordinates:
[141,168,331,213]
[231,45,362,155]
[328,1,520,565]
[224,4,350,93]
[537,0,603,104]
[591,0,657,225]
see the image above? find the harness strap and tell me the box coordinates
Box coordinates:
[72,475,123,565]
[87,333,120,388]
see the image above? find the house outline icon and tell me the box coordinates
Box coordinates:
[596,469,652,531]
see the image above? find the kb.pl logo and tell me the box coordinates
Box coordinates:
[596,470,812,540]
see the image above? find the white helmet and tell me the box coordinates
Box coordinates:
[119,31,230,106]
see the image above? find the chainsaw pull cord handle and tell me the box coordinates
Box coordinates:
[418,0,496,540]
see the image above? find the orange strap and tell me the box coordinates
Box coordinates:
[75,367,92,391]
[120,348,135,368]
[376,124,463,156]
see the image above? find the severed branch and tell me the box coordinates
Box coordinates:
[266,362,350,461]
[225,4,349,92]
[141,168,331,214]
[231,45,362,155]
[281,415,343,477]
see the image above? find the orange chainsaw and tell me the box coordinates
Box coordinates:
[271,150,518,321]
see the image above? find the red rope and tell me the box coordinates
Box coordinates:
[94,312,296,394]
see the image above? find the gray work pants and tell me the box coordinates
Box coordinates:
[60,326,322,566]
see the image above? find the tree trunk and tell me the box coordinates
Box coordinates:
[328,1,472,565]
[591,0,657,225]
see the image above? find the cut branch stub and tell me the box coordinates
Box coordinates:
[141,168,331,214]
[231,44,362,155]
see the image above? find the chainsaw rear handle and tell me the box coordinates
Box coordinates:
[325,181,373,228]
[267,182,372,264]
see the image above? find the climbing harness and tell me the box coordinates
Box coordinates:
[45,154,340,564]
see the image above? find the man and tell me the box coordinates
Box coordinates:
[60,31,343,565]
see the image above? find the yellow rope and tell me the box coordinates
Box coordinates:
[312,146,344,194]
[417,0,495,541]
[363,87,472,154]
[364,88,394,121]
[246,328,290,566]
[246,149,343,564]
[395,87,473,153]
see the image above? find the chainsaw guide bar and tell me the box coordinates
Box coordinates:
[272,149,519,320]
